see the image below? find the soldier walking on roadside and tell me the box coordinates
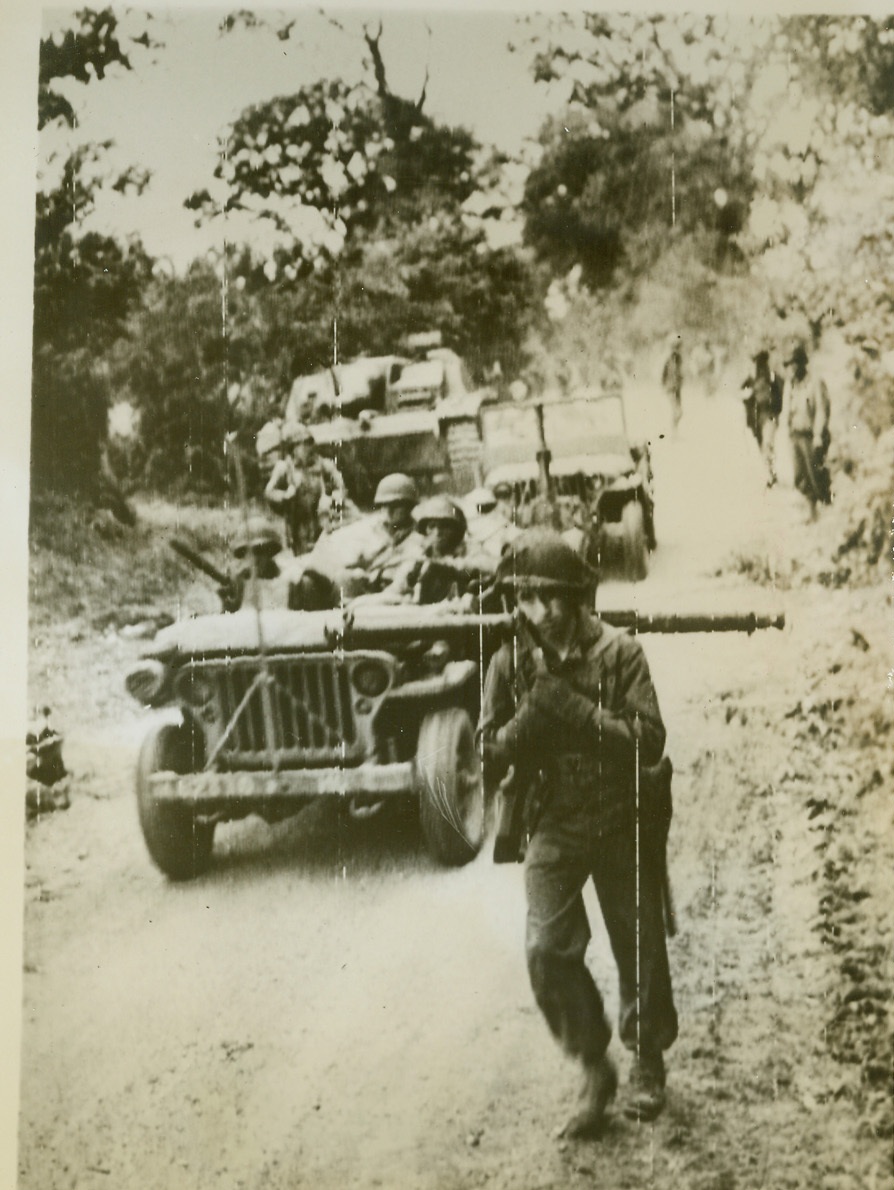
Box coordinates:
[741,350,784,487]
[785,344,832,517]
[479,530,677,1138]
[661,334,684,431]
[264,421,345,553]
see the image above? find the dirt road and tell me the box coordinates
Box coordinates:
[18,388,892,1189]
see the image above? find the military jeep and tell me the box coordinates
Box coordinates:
[126,596,785,880]
[481,391,657,581]
[126,605,505,879]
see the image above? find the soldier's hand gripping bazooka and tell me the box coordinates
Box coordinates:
[489,606,783,940]
[491,612,556,864]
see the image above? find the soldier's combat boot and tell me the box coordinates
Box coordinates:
[559,1053,618,1140]
[624,1048,666,1122]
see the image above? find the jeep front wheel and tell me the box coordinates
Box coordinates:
[136,722,214,881]
[621,500,649,582]
[416,708,485,866]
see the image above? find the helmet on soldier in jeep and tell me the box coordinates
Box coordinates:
[233,517,282,560]
[373,473,418,508]
[415,495,466,558]
[415,495,467,533]
[496,528,596,599]
[467,486,497,514]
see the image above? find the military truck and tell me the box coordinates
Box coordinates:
[126,601,783,880]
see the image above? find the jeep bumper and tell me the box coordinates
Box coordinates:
[149,763,417,803]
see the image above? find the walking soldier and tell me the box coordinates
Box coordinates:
[785,344,832,515]
[479,529,677,1137]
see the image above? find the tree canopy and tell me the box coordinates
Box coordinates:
[30,8,894,564]
[32,8,156,495]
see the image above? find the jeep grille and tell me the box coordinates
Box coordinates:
[177,654,380,770]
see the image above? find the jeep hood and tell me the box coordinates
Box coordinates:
[145,607,510,660]
[486,452,635,487]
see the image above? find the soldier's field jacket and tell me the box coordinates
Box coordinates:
[480,613,667,835]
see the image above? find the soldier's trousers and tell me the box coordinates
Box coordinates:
[791,431,830,506]
[525,814,678,1067]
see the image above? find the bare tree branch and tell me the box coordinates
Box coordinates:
[414,20,431,113]
[363,21,389,100]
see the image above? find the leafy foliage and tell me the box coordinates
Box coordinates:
[110,263,236,493]
[177,20,537,418]
[32,9,156,496]
[520,14,756,286]
[187,74,477,271]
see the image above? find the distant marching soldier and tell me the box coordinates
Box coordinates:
[741,350,784,487]
[785,344,832,516]
[661,334,684,431]
[255,418,285,481]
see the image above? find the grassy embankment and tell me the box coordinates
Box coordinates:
[28,493,247,632]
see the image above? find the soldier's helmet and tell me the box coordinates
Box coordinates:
[373,473,418,507]
[496,528,596,598]
[281,420,314,447]
[415,495,467,535]
[468,486,497,513]
[233,517,282,560]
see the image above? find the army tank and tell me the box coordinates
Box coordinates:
[296,336,492,503]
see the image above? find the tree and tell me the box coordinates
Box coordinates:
[32,9,156,496]
[518,14,759,287]
[111,261,235,493]
[186,23,478,272]
[185,19,537,382]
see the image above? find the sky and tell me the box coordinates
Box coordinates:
[40,8,566,268]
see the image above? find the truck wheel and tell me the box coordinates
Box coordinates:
[416,708,485,866]
[136,722,214,881]
[621,501,649,582]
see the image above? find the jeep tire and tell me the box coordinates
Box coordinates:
[621,500,649,582]
[136,722,214,880]
[416,708,485,866]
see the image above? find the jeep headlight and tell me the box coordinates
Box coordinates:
[351,659,391,698]
[173,669,215,709]
[422,640,450,675]
[125,660,171,707]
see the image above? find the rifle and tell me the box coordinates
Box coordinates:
[640,755,676,938]
[169,537,243,612]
